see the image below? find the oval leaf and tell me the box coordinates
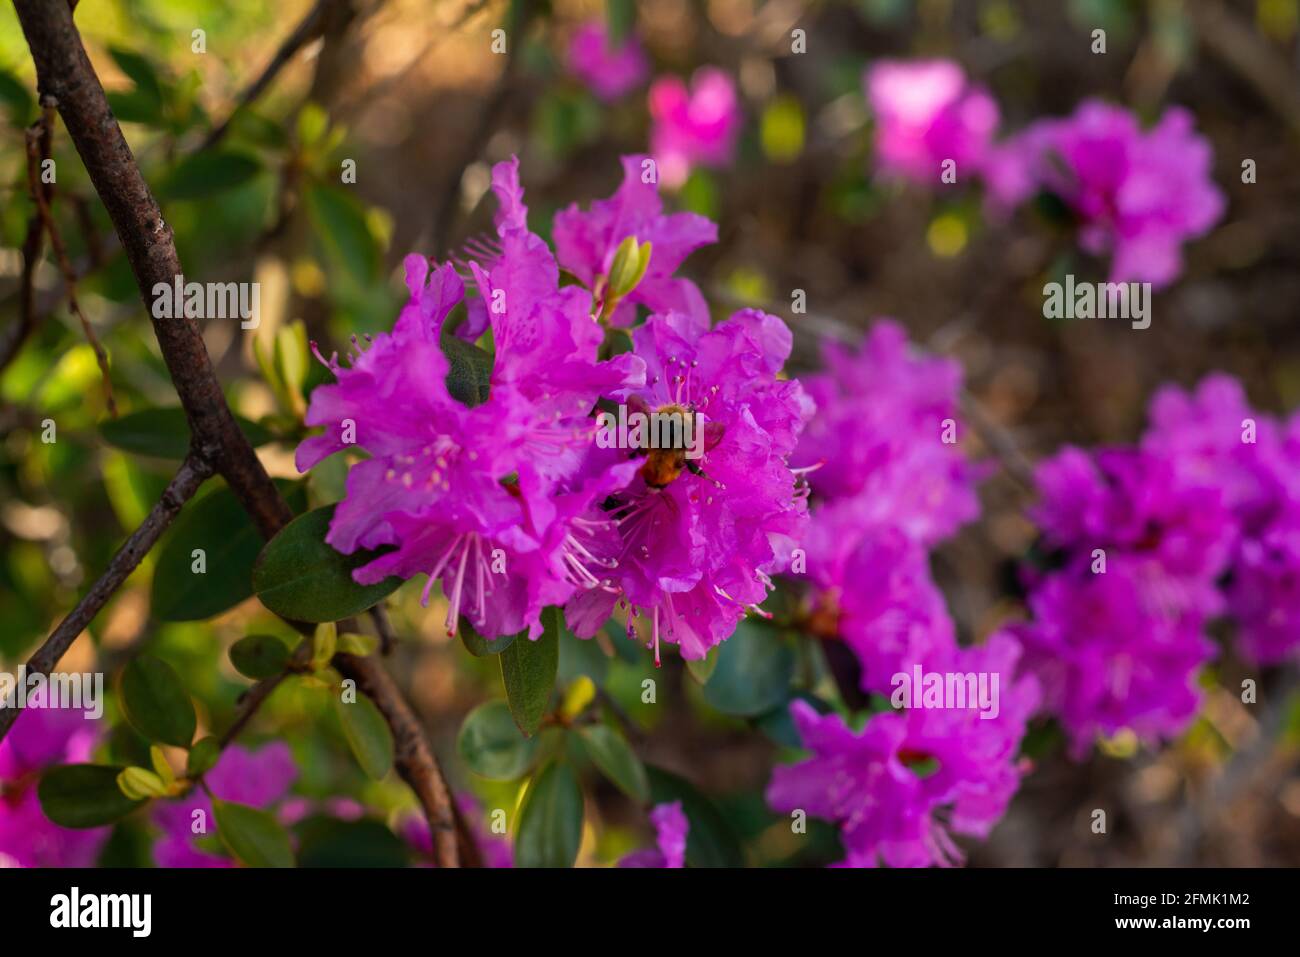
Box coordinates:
[457,700,538,780]
[459,617,519,657]
[162,150,262,201]
[229,634,292,680]
[186,736,221,778]
[152,480,305,621]
[252,505,401,622]
[100,406,272,460]
[333,691,394,780]
[39,764,145,829]
[213,798,295,868]
[577,724,648,801]
[702,620,796,717]
[120,655,196,747]
[499,607,560,737]
[515,761,583,868]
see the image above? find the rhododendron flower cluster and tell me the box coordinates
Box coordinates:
[865,59,1000,184]
[987,100,1225,287]
[867,59,1225,288]
[300,155,807,665]
[768,635,1038,868]
[566,21,650,102]
[771,322,1041,867]
[1015,374,1300,756]
[648,67,742,188]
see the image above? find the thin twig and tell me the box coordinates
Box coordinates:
[198,0,360,152]
[25,98,117,416]
[0,454,212,742]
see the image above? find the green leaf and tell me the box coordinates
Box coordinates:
[311,621,337,672]
[305,185,381,286]
[295,816,411,868]
[499,606,561,737]
[39,765,145,828]
[229,633,292,680]
[702,620,796,717]
[151,480,306,622]
[119,654,196,747]
[213,798,295,868]
[108,47,163,104]
[577,724,648,801]
[646,765,745,867]
[0,69,34,124]
[99,406,273,460]
[186,736,221,777]
[458,617,518,657]
[441,336,493,407]
[515,761,583,867]
[457,700,538,779]
[252,504,401,622]
[161,150,262,201]
[107,89,164,125]
[333,691,394,780]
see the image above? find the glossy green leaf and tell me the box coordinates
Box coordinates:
[702,620,796,717]
[119,654,196,747]
[333,691,394,780]
[515,761,583,868]
[306,185,381,286]
[213,798,295,868]
[229,633,292,680]
[252,505,401,622]
[151,480,305,622]
[457,700,538,780]
[99,406,272,460]
[577,724,648,801]
[39,765,145,828]
[499,606,560,737]
[295,816,410,868]
[459,617,518,657]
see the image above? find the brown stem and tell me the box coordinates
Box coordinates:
[0,454,212,742]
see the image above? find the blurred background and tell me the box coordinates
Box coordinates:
[2,0,1299,866]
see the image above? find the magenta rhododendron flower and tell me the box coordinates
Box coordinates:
[619,801,688,868]
[648,67,742,188]
[298,157,645,641]
[768,634,1038,868]
[553,154,717,327]
[566,21,649,101]
[566,307,812,662]
[793,320,980,545]
[152,742,297,867]
[0,708,106,867]
[865,59,999,185]
[986,100,1224,287]
[1142,375,1300,664]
